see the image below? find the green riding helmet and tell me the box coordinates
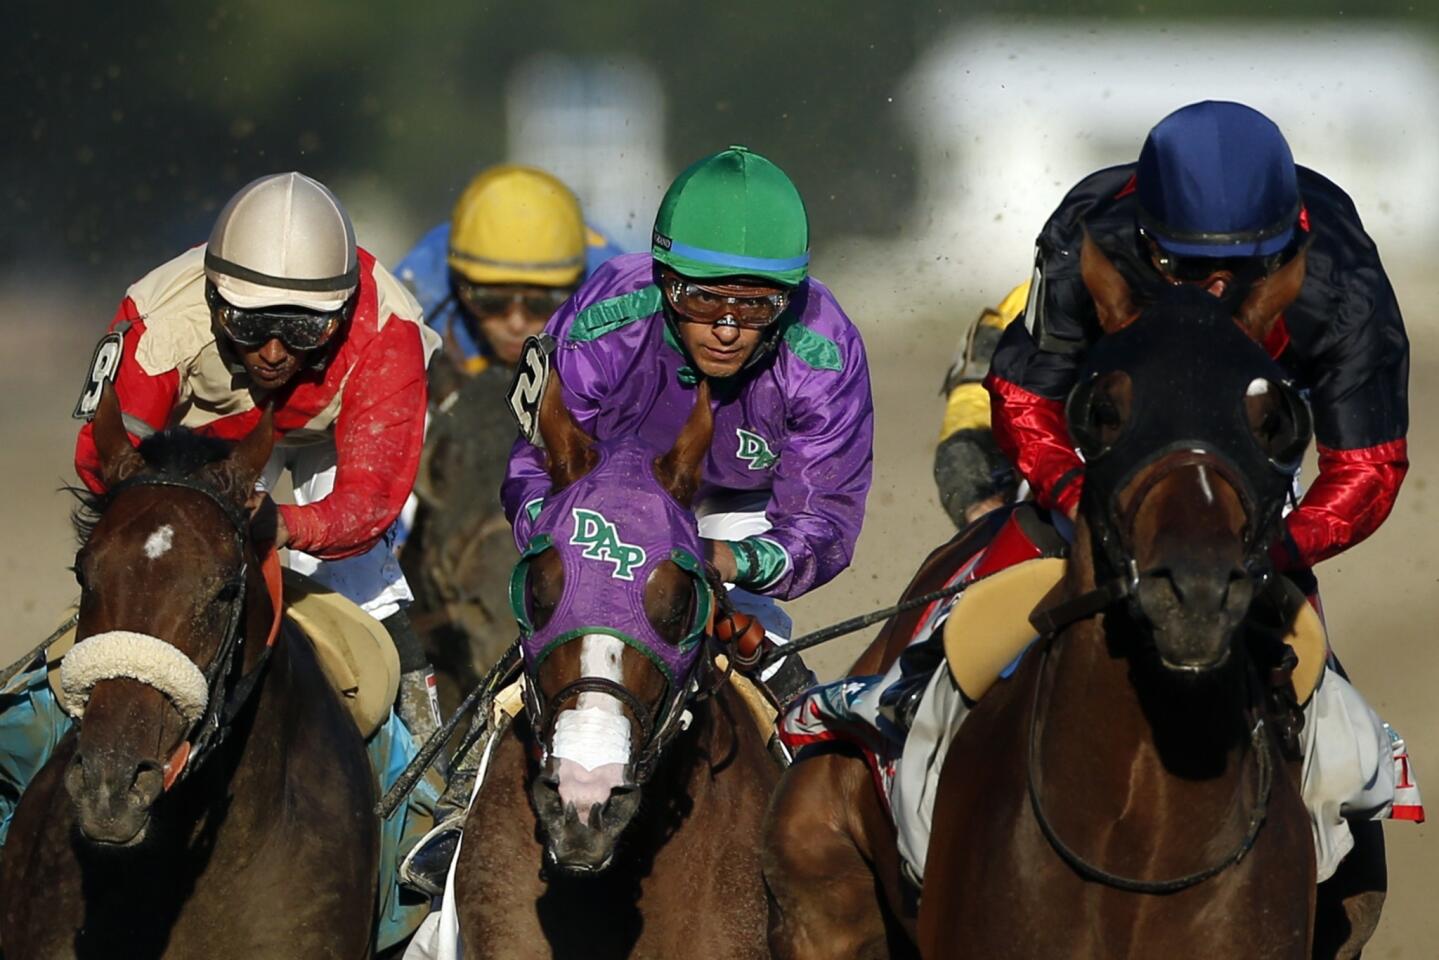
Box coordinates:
[651,145,810,287]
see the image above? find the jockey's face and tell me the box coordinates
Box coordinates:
[455,279,573,367]
[233,336,310,391]
[1142,233,1286,303]
[664,269,788,378]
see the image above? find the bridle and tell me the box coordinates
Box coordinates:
[520,569,723,786]
[82,474,282,791]
[1022,453,1279,894]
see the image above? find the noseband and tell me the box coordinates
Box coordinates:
[66,474,281,790]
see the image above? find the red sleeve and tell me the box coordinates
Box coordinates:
[984,371,1084,515]
[278,319,428,560]
[1281,439,1407,569]
[74,299,181,492]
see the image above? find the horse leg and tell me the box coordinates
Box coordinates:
[1312,819,1386,960]
[763,748,912,960]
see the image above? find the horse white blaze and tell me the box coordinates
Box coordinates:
[143,525,175,560]
[552,633,632,813]
[1195,465,1215,506]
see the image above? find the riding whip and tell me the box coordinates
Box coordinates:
[753,579,973,671]
[376,640,522,819]
[0,611,79,691]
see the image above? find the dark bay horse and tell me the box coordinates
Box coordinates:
[400,361,519,715]
[766,261,1359,958]
[452,377,781,958]
[0,387,377,959]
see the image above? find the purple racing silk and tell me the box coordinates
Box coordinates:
[502,253,875,600]
[510,437,712,686]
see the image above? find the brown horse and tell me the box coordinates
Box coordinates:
[452,378,781,958]
[0,387,377,959]
[765,276,1369,958]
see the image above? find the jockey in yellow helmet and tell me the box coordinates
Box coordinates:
[394,165,625,373]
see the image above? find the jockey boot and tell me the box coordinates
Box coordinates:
[399,712,487,898]
[757,644,818,713]
[877,635,948,734]
[383,609,442,747]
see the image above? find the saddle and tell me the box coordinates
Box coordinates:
[940,558,1328,704]
[44,569,399,739]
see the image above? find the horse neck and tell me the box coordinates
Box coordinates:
[172,564,293,836]
[1040,530,1258,837]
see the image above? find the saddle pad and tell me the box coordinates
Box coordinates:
[942,557,1067,700]
[714,654,780,742]
[941,557,1328,704]
[1284,588,1326,705]
[281,569,400,739]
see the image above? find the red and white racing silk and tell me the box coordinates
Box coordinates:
[74,245,439,560]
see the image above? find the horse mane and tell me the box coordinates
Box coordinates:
[70,428,241,545]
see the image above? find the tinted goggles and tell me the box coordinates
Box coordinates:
[456,282,571,319]
[206,284,344,351]
[666,279,789,329]
[1141,230,1292,285]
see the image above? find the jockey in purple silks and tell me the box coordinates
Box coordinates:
[399,145,876,898]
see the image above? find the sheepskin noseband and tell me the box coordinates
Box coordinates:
[58,630,210,725]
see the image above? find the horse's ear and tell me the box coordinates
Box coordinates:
[200,406,274,503]
[92,382,146,487]
[653,380,713,507]
[538,372,598,491]
[1235,246,1307,344]
[1081,229,1139,334]
[229,406,275,491]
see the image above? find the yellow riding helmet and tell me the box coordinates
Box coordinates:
[447,165,586,287]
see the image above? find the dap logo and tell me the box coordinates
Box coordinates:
[735,428,778,470]
[569,508,648,580]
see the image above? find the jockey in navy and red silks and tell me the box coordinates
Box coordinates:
[986,100,1409,575]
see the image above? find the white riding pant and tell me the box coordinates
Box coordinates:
[260,442,414,621]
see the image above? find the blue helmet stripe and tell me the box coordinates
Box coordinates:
[663,238,810,273]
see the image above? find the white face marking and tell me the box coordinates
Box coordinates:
[1246,378,1271,397]
[143,525,175,560]
[1195,465,1215,506]
[550,633,633,774]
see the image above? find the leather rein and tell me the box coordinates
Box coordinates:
[1021,488,1278,894]
[101,474,283,790]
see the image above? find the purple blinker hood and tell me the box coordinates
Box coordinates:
[510,437,713,687]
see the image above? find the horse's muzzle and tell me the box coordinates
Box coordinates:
[64,748,162,846]
[1135,564,1254,673]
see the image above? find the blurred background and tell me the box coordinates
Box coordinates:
[4,1,1435,951]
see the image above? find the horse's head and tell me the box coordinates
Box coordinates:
[61,386,276,845]
[1067,245,1312,674]
[512,375,714,875]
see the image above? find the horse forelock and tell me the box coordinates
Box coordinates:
[71,428,244,545]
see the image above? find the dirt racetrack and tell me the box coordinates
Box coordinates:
[3,266,1433,955]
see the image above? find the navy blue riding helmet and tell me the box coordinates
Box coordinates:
[1135,101,1300,259]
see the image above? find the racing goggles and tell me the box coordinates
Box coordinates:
[456,282,571,319]
[666,279,789,329]
[1141,230,1291,285]
[206,284,345,351]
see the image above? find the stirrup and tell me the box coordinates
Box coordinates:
[399,812,465,898]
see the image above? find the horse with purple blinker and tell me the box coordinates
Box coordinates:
[452,375,781,958]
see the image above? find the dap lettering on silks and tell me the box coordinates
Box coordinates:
[569,508,648,580]
[735,428,778,471]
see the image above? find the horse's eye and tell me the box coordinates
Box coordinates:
[216,581,242,604]
[1244,378,1312,470]
[71,563,87,589]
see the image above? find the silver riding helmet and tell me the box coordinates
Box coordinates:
[204,172,359,312]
